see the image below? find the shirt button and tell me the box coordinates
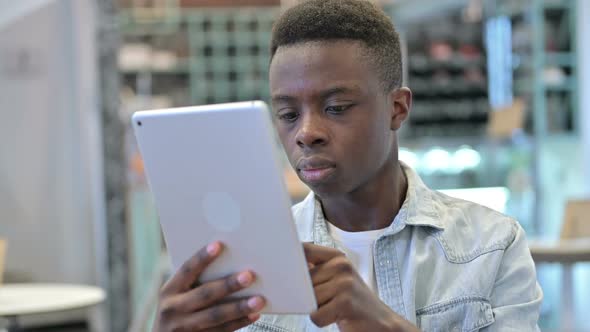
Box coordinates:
[451,326,460,332]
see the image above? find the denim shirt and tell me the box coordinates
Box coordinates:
[242,165,542,332]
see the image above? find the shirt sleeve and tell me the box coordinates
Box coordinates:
[482,222,543,332]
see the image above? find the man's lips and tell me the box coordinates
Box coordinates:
[296,157,336,183]
[299,167,335,182]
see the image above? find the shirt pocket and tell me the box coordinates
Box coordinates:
[416,297,495,332]
[247,320,292,332]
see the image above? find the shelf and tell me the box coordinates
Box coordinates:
[545,78,575,91]
[514,52,576,68]
[389,0,470,25]
[494,0,573,17]
[400,135,504,147]
[542,0,574,10]
[514,77,575,93]
[494,1,528,18]
[118,11,182,36]
[121,66,190,75]
[409,55,485,72]
[410,81,487,97]
[493,0,578,138]
[119,24,182,36]
[545,52,576,67]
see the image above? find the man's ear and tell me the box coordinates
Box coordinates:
[389,87,412,131]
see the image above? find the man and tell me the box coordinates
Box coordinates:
[154,1,543,331]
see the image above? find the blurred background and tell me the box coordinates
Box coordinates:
[1,0,589,331]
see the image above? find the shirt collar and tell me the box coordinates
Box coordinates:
[308,163,444,244]
[398,163,444,231]
[312,198,337,248]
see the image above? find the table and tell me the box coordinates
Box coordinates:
[529,238,590,331]
[0,284,106,332]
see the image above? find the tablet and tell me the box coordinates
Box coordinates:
[132,101,317,314]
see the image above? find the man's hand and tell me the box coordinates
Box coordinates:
[154,242,266,332]
[303,243,419,332]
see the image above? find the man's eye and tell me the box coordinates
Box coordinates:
[279,111,299,122]
[325,105,351,114]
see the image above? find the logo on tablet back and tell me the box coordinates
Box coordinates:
[202,192,241,232]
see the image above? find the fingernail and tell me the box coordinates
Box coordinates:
[247,296,264,310]
[237,271,253,286]
[207,242,219,256]
[248,313,261,322]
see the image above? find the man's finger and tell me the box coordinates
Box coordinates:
[309,255,354,285]
[309,297,340,328]
[312,278,340,306]
[303,243,344,264]
[180,296,266,330]
[201,314,259,332]
[178,270,256,312]
[161,241,223,295]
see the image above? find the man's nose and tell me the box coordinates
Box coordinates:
[295,111,328,149]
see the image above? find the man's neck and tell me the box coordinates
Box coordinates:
[318,160,408,232]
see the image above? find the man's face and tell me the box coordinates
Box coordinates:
[269,41,403,197]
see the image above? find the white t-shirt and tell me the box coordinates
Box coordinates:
[327,222,387,292]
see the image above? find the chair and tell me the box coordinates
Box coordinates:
[0,239,5,285]
[531,199,590,331]
[560,200,590,239]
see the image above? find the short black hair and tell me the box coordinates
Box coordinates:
[270,0,403,92]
